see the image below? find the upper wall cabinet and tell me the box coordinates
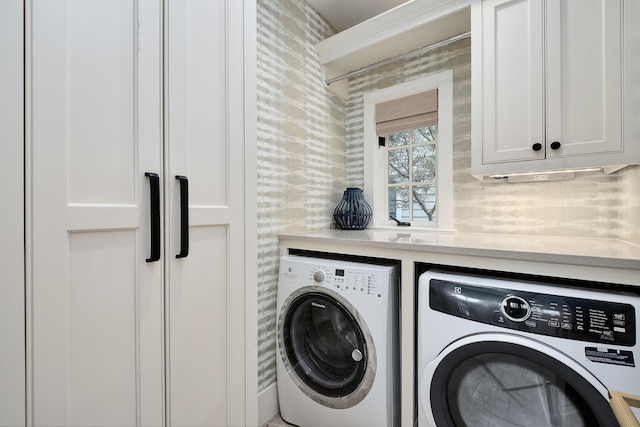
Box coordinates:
[471,0,640,177]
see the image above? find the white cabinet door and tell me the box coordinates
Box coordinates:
[164,1,246,426]
[480,0,545,164]
[0,0,25,425]
[28,1,164,425]
[472,0,631,176]
[27,1,247,426]
[545,0,622,158]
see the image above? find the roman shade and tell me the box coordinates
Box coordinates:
[375,89,438,135]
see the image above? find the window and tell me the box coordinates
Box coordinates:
[363,71,453,230]
[386,126,438,223]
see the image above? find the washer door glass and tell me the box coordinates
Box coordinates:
[430,342,619,427]
[283,291,368,398]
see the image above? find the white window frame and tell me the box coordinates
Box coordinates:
[363,70,454,231]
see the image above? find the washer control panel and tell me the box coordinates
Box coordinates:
[308,265,386,300]
[279,256,395,301]
[429,279,636,346]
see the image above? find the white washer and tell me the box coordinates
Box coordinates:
[276,255,399,427]
[418,269,640,427]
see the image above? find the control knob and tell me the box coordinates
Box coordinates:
[500,295,531,322]
[313,270,325,283]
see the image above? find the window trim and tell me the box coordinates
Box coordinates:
[363,71,454,230]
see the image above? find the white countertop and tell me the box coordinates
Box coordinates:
[279,229,640,271]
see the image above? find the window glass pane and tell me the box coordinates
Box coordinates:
[385,126,440,225]
[413,145,436,183]
[413,126,437,143]
[412,185,436,222]
[388,186,409,222]
[388,148,409,184]
[388,130,409,147]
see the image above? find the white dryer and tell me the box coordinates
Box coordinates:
[276,255,399,427]
[418,269,640,427]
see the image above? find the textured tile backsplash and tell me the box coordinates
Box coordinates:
[256,0,640,393]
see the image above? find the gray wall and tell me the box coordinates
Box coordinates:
[257,1,640,393]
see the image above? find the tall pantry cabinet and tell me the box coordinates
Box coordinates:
[1,1,253,426]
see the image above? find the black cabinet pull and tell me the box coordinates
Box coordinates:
[145,172,161,262]
[550,141,562,150]
[532,143,542,151]
[175,175,189,258]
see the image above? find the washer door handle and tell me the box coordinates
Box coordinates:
[351,349,363,362]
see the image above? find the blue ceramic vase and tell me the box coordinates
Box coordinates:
[333,187,372,230]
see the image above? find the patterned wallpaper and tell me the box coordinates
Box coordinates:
[256,0,345,391]
[620,165,640,244]
[256,1,640,392]
[346,38,635,240]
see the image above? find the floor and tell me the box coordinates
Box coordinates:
[262,413,294,427]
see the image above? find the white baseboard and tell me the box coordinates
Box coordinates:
[258,382,280,426]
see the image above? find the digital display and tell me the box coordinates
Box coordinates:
[335,269,345,277]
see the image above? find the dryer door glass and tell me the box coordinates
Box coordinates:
[430,342,619,427]
[283,292,368,398]
[449,353,590,426]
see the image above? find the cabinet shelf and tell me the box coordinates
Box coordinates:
[316,0,470,98]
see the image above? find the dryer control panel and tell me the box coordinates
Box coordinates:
[429,279,636,346]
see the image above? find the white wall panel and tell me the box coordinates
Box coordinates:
[0,0,25,425]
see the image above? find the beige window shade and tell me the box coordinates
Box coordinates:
[376,89,438,135]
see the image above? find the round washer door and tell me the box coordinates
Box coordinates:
[277,286,376,409]
[421,333,619,427]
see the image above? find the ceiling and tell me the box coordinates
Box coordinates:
[306,0,412,32]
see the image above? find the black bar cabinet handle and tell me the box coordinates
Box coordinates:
[145,172,161,262]
[175,175,189,258]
